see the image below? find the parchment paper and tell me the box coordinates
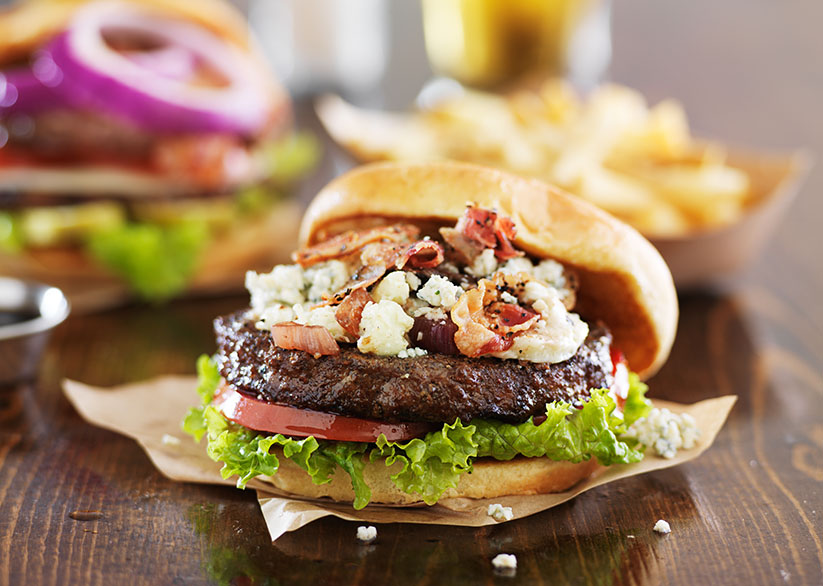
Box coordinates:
[63,377,736,541]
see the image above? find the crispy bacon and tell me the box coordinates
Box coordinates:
[492,215,522,260]
[271,322,340,356]
[294,224,420,267]
[438,227,485,265]
[450,276,540,358]
[325,237,441,305]
[334,287,372,337]
[442,205,524,262]
[396,240,445,269]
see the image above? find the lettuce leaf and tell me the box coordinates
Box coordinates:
[183,356,650,508]
[472,388,644,466]
[197,406,373,508]
[623,372,652,426]
[86,220,208,301]
[182,355,222,441]
[183,355,373,507]
[372,419,477,505]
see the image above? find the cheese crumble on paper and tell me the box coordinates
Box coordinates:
[625,408,700,459]
[487,503,514,522]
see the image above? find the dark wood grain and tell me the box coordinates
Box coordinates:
[2,0,822,584]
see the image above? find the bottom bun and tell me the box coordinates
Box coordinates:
[0,200,301,313]
[260,450,600,505]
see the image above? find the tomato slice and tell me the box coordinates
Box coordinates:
[213,384,436,443]
[609,347,629,413]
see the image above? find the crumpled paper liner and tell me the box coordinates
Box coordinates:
[63,377,735,541]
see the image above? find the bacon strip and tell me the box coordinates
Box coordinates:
[396,240,445,269]
[450,276,540,358]
[334,287,372,337]
[294,224,419,267]
[271,322,340,356]
[438,227,484,265]
[442,205,524,262]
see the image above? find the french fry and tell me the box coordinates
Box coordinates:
[316,81,754,238]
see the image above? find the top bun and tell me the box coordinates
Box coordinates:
[0,0,257,64]
[300,161,678,379]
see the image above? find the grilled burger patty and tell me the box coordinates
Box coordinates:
[215,311,615,424]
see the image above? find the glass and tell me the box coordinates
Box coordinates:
[421,0,611,89]
[249,0,389,97]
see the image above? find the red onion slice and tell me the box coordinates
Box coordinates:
[125,45,198,81]
[0,61,65,115]
[410,316,460,355]
[42,1,272,135]
[271,322,340,357]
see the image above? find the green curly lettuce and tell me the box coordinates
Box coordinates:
[86,220,209,301]
[372,419,478,505]
[472,388,644,466]
[182,355,222,441]
[623,372,652,425]
[183,356,651,508]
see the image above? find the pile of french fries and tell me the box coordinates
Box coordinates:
[318,81,752,238]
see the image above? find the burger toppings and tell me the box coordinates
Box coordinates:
[182,204,677,509]
[214,382,435,442]
[440,206,522,262]
[246,204,588,363]
[357,300,414,356]
[334,287,371,337]
[184,351,653,508]
[215,315,616,424]
[270,322,340,357]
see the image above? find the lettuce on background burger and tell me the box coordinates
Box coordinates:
[184,161,678,509]
[0,0,317,305]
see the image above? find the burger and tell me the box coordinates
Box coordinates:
[184,161,678,509]
[0,0,315,307]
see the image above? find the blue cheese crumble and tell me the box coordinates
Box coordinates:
[491,553,517,571]
[356,526,377,543]
[625,408,700,459]
[358,300,414,356]
[487,503,514,522]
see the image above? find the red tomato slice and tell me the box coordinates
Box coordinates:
[213,384,436,443]
[609,347,629,413]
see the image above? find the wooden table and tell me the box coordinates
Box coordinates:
[2,0,822,584]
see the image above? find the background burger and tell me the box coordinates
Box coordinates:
[184,161,678,509]
[0,0,317,308]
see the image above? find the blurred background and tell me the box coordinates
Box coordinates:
[1,0,818,307]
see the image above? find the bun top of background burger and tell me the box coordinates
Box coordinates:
[0,0,318,306]
[184,161,679,509]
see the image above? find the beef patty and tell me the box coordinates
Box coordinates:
[215,311,615,424]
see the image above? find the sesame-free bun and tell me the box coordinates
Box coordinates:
[260,448,600,505]
[0,0,257,64]
[300,161,678,379]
